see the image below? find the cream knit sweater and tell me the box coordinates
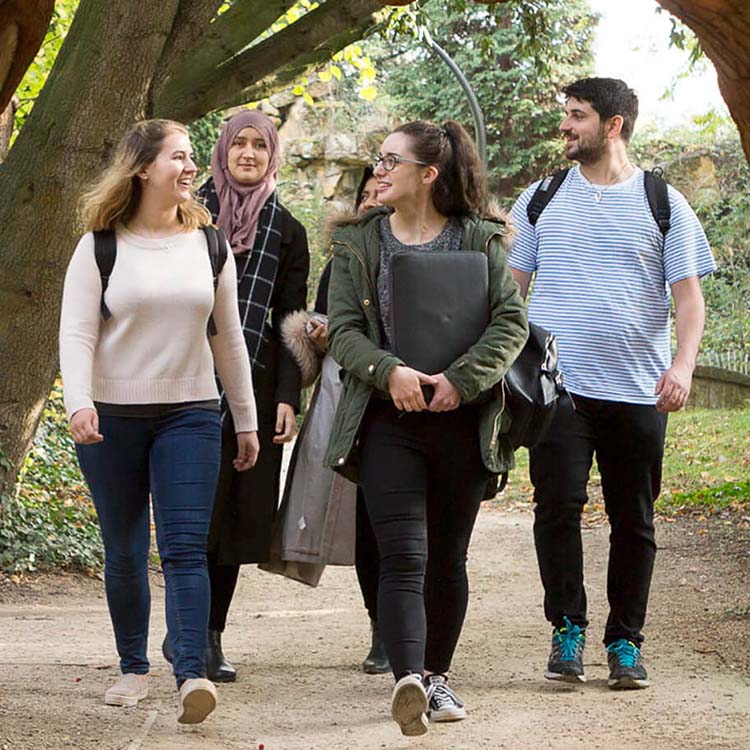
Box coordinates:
[59,228,257,433]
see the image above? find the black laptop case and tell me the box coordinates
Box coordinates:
[389,250,490,375]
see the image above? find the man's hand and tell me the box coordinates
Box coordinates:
[387,365,438,412]
[655,360,693,413]
[273,402,298,444]
[70,408,104,445]
[428,373,461,412]
[234,431,260,471]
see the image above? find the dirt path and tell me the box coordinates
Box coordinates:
[1,507,749,750]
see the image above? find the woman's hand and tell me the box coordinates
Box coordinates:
[234,431,260,471]
[308,319,328,353]
[387,365,438,412]
[428,373,462,412]
[273,402,298,444]
[69,408,104,445]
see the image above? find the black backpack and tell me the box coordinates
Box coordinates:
[526,167,671,235]
[93,225,228,335]
[505,322,565,450]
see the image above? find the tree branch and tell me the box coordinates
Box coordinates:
[655,1,750,162]
[151,0,224,98]
[153,0,383,123]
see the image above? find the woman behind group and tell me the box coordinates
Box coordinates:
[192,110,309,682]
[303,166,389,674]
[325,121,528,735]
[60,119,259,724]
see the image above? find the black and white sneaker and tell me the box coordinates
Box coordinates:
[606,639,650,689]
[424,674,466,722]
[545,616,586,683]
[391,674,428,736]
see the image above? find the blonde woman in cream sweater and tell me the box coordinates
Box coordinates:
[59,119,259,725]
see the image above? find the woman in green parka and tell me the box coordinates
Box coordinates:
[324,120,528,737]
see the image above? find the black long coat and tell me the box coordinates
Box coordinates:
[201,181,310,564]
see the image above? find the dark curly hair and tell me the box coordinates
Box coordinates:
[562,77,639,143]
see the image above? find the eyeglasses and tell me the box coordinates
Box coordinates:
[372,153,429,172]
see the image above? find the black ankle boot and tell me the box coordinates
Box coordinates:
[206,629,236,683]
[362,621,390,674]
[162,633,174,664]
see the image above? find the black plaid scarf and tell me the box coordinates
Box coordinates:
[200,180,283,369]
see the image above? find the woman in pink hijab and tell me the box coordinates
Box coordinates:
[162,110,310,682]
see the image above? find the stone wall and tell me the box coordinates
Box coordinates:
[278,96,392,211]
[689,366,750,409]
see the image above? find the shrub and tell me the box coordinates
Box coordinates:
[0,381,102,573]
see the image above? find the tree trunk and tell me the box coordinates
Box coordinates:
[0,96,15,160]
[0,0,180,495]
[655,0,750,163]
[0,0,55,112]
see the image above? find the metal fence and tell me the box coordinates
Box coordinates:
[698,350,750,376]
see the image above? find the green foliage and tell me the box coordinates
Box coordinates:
[632,125,750,358]
[278,165,330,307]
[188,111,225,178]
[379,0,597,196]
[12,0,79,139]
[0,382,102,573]
[660,481,750,516]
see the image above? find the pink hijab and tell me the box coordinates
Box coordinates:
[211,110,279,254]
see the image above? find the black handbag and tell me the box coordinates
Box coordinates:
[389,250,490,376]
[504,322,565,449]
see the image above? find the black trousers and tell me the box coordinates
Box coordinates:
[359,400,489,679]
[207,493,381,632]
[355,487,379,622]
[530,394,667,646]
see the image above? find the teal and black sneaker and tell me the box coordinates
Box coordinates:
[606,639,649,689]
[544,616,586,683]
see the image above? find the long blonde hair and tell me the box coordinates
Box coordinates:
[80,119,211,232]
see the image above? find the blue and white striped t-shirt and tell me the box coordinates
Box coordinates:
[509,165,716,405]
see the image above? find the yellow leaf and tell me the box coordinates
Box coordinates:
[333,51,344,62]
[359,86,377,102]
[330,64,342,80]
[292,85,305,96]
[303,92,314,106]
[318,70,332,83]
[360,65,376,83]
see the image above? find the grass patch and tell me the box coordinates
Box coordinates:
[498,408,750,516]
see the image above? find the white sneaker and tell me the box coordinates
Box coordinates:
[424,674,466,722]
[177,678,217,724]
[391,674,428,736]
[104,673,149,707]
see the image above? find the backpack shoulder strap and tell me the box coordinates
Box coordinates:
[93,229,117,320]
[526,168,570,226]
[202,225,229,336]
[644,168,671,237]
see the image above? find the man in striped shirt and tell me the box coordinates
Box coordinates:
[508,77,715,690]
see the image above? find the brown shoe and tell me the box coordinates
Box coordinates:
[104,673,149,707]
[177,678,217,724]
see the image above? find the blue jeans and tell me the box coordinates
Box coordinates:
[76,409,221,684]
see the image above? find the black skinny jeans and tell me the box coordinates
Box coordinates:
[208,489,381,632]
[359,400,489,679]
[530,394,667,646]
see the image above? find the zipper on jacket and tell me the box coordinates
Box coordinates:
[331,238,379,316]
